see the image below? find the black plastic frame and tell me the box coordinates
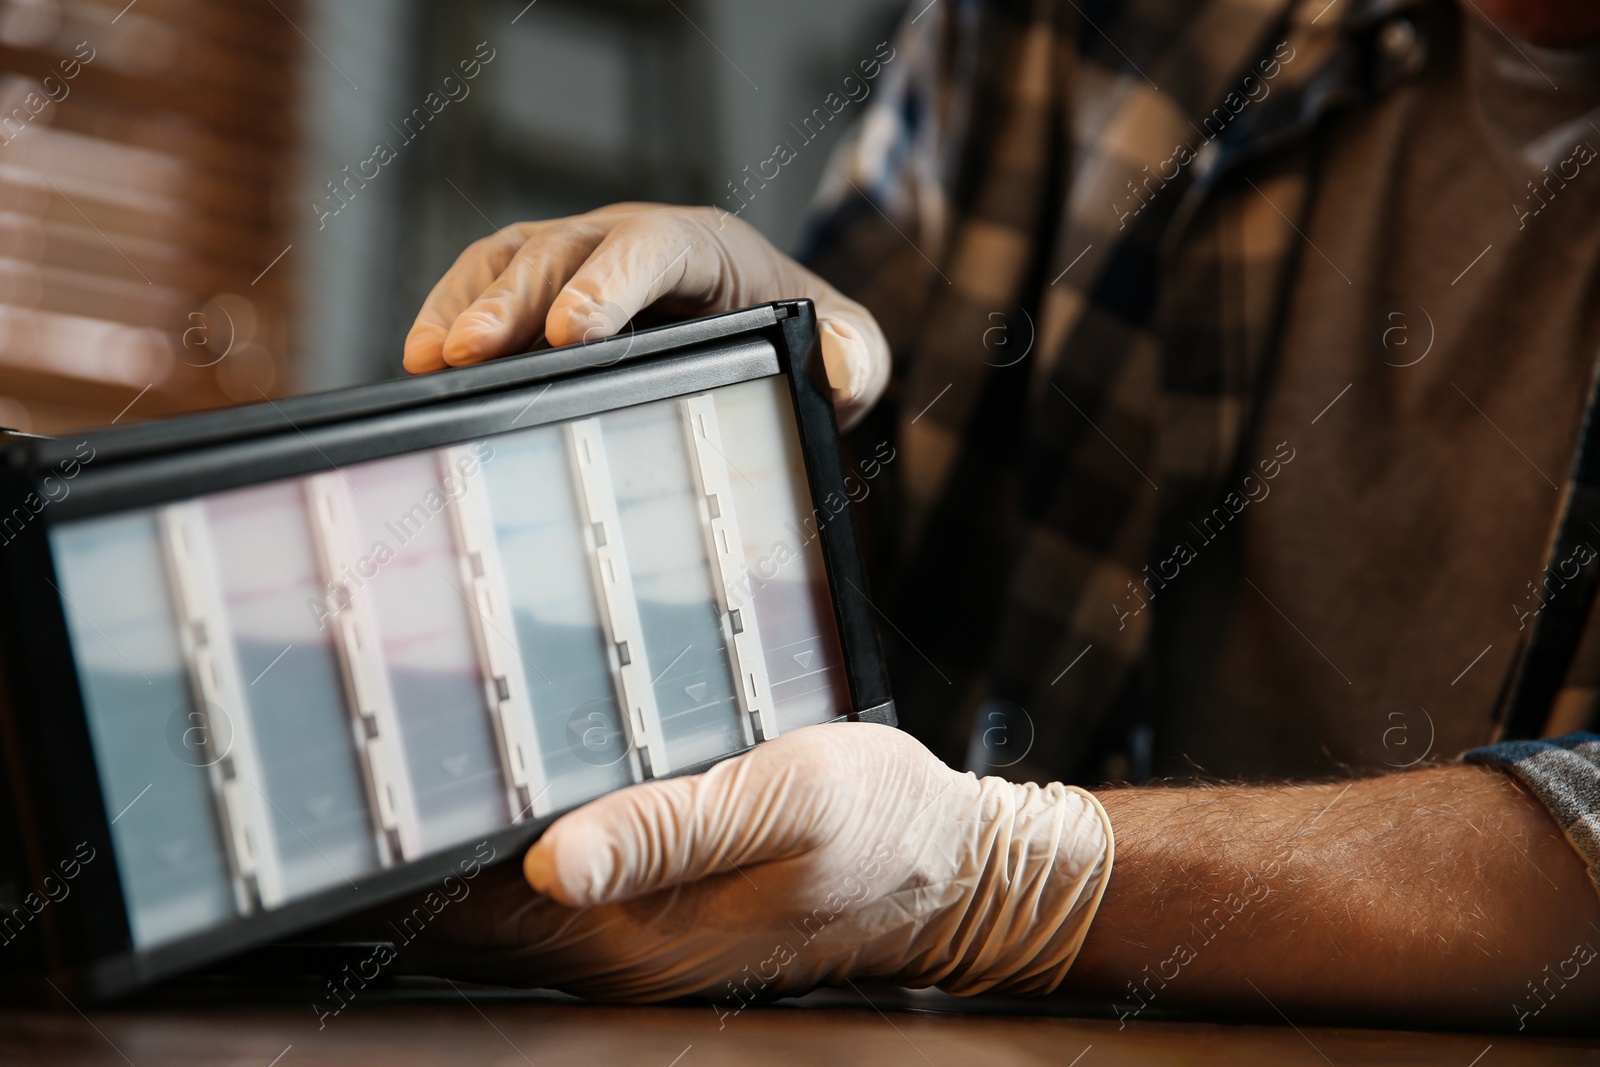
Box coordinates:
[0,300,893,1001]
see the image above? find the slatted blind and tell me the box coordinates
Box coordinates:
[0,0,301,434]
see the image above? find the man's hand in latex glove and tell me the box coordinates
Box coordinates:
[403,205,891,426]
[400,723,1112,1003]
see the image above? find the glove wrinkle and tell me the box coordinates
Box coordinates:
[404,724,1113,1002]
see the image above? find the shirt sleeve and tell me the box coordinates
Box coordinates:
[1466,733,1600,895]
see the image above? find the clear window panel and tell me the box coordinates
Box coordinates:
[713,378,851,733]
[600,402,747,769]
[47,372,855,941]
[341,453,511,852]
[203,482,379,899]
[50,512,237,948]
[479,425,635,808]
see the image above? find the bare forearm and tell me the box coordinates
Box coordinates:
[1062,765,1600,1030]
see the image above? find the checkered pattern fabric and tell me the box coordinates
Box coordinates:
[801,0,1446,777]
[1468,735,1600,892]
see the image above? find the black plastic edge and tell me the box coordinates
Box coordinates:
[0,301,899,1002]
[50,338,778,519]
[774,303,894,714]
[0,468,127,982]
[853,701,898,727]
[70,739,772,1001]
[10,306,782,471]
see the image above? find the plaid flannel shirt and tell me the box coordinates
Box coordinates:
[800,0,1600,888]
[801,0,1395,775]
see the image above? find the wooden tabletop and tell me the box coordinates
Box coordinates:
[3,981,1597,1066]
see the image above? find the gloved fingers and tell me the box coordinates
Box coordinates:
[524,775,803,910]
[524,772,694,907]
[388,865,681,997]
[403,204,663,373]
[404,224,535,373]
[439,219,613,367]
[814,290,891,428]
[544,208,723,349]
[409,204,894,427]
[525,728,841,908]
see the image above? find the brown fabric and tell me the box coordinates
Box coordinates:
[804,0,1348,777]
[1154,12,1600,779]
[803,0,1600,783]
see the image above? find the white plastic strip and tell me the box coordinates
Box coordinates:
[158,502,284,911]
[305,474,422,864]
[441,445,554,820]
[681,393,776,742]
[566,418,669,777]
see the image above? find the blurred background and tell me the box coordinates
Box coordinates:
[0,0,905,433]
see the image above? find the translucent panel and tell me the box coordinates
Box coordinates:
[601,402,747,769]
[479,426,635,808]
[203,482,379,899]
[341,454,510,851]
[50,512,236,949]
[713,378,851,732]
[46,372,858,947]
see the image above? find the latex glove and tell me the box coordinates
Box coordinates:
[403,204,891,428]
[398,723,1113,1003]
